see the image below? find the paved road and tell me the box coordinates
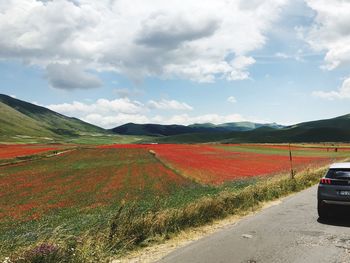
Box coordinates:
[158,186,350,263]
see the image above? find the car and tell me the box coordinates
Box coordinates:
[318,162,350,219]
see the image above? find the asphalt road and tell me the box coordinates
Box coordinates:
[158,186,350,263]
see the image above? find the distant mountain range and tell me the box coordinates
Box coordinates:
[2,93,350,143]
[150,115,350,143]
[110,122,285,136]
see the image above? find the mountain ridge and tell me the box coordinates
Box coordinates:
[151,115,350,144]
[0,94,107,140]
[2,93,350,143]
[110,121,285,136]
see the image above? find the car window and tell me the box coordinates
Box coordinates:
[326,169,350,179]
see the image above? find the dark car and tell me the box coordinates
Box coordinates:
[318,163,350,219]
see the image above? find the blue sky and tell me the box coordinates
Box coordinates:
[1,0,350,128]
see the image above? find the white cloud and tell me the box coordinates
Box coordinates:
[45,97,264,128]
[82,112,259,128]
[46,62,102,90]
[227,96,237,103]
[113,88,143,98]
[46,97,194,128]
[152,113,247,126]
[227,56,256,80]
[274,50,306,62]
[0,0,289,85]
[83,113,150,128]
[302,0,350,70]
[275,52,290,59]
[47,98,145,116]
[312,77,350,100]
[147,99,193,111]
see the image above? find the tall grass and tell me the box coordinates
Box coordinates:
[107,167,325,251]
[8,167,326,263]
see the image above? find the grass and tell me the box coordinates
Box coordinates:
[215,144,350,158]
[0,134,150,145]
[62,134,149,145]
[0,149,70,166]
[104,167,327,257]
[2,165,328,262]
[0,177,253,257]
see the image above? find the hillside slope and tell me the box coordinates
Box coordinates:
[0,94,107,140]
[151,115,350,143]
[111,122,284,136]
[0,101,56,138]
[110,123,224,136]
[189,122,284,131]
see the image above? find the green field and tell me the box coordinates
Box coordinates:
[215,144,350,157]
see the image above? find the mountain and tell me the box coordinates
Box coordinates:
[3,93,350,144]
[0,94,106,140]
[110,123,214,136]
[189,122,284,132]
[150,114,350,143]
[111,121,284,136]
[285,114,350,130]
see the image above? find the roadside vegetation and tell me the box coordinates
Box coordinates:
[2,166,329,262]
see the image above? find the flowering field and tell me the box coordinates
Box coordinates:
[1,143,349,258]
[2,143,347,222]
[217,143,350,156]
[0,144,63,159]
[101,144,349,184]
[0,148,192,222]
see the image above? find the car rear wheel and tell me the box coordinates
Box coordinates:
[318,200,330,219]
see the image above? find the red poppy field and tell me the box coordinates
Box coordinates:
[1,143,349,222]
[100,144,349,184]
[0,144,63,159]
[0,147,192,222]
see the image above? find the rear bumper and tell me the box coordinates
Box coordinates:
[318,184,350,202]
[323,200,350,206]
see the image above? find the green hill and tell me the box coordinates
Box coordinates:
[111,121,284,136]
[0,101,55,138]
[0,94,108,142]
[110,122,229,136]
[189,122,284,131]
[150,115,350,144]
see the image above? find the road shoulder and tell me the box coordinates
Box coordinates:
[114,197,286,263]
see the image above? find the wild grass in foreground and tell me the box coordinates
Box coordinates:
[3,166,328,263]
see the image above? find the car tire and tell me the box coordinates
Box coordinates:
[318,200,330,219]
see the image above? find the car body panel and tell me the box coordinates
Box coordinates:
[318,184,350,203]
[318,163,350,209]
[329,163,350,169]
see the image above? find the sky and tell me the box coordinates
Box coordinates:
[1,0,350,128]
